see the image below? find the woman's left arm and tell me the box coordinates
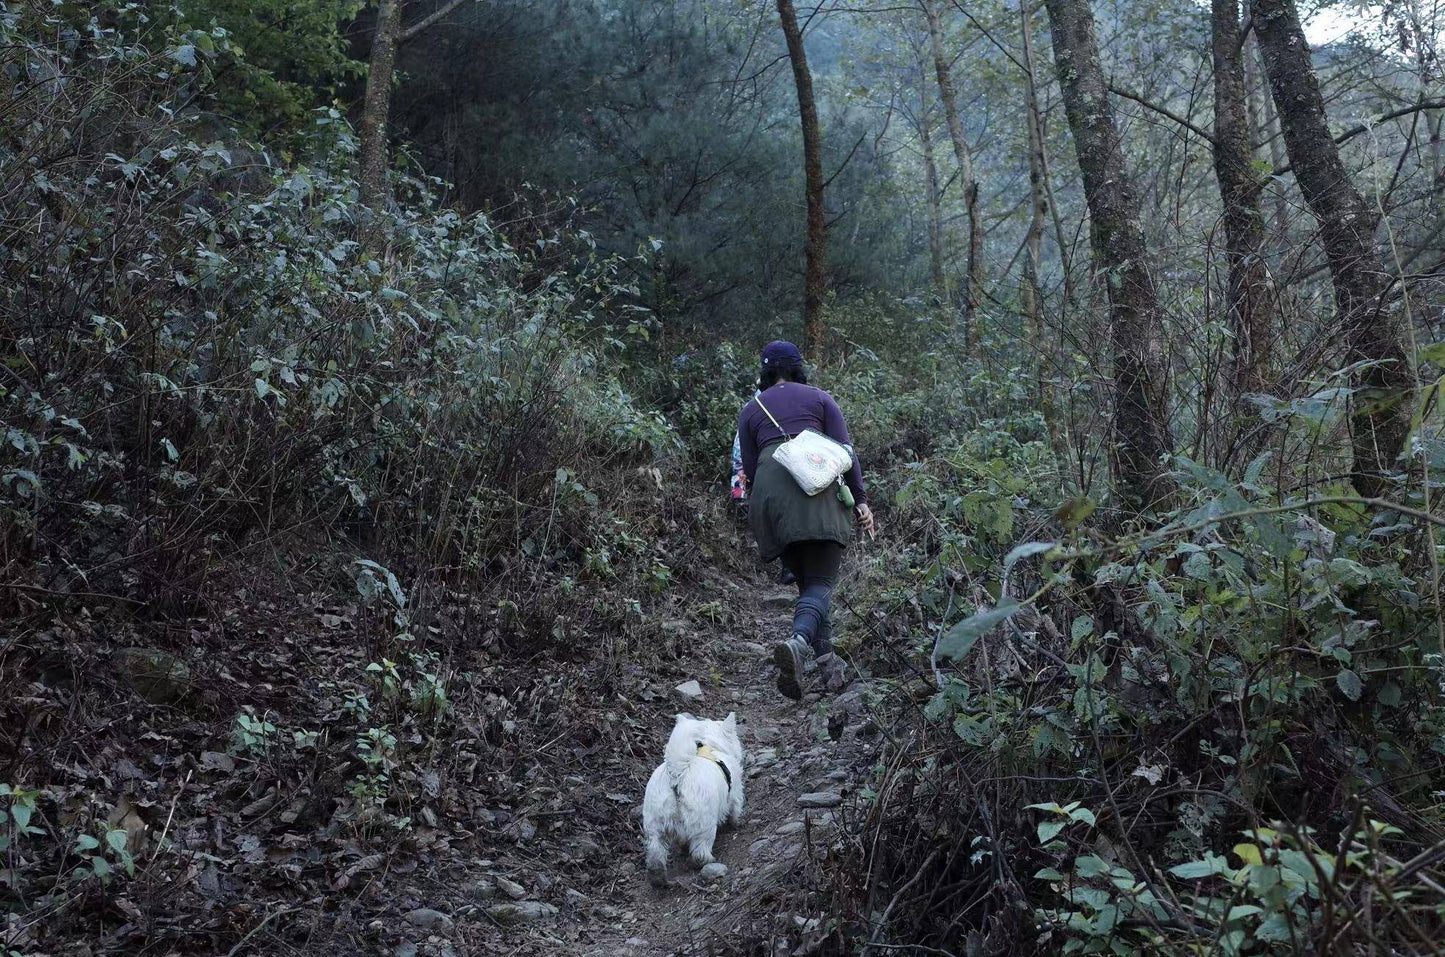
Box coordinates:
[820,391,867,506]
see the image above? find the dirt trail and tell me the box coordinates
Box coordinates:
[561,580,881,956]
[439,573,885,957]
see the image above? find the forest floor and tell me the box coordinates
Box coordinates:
[5,549,889,956]
[537,581,884,957]
[438,574,886,957]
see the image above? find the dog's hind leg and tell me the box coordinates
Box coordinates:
[727,773,745,826]
[688,820,718,867]
[644,828,670,887]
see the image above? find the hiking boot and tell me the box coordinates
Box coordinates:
[773,635,811,700]
[815,653,850,693]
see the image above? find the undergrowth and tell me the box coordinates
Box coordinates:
[817,338,1445,954]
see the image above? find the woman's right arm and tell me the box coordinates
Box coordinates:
[737,402,759,488]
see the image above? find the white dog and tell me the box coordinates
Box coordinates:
[642,712,745,886]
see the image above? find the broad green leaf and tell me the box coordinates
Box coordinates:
[1038,819,1067,843]
[1168,854,1227,879]
[1336,669,1364,701]
[936,600,1020,661]
[1054,496,1096,529]
[1004,541,1055,569]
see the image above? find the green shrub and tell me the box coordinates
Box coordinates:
[0,6,672,608]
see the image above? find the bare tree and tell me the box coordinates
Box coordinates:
[777,0,829,358]
[1252,0,1412,494]
[1042,0,1174,505]
[920,0,982,337]
[1018,0,1068,469]
[1211,0,1273,398]
[359,0,472,212]
[916,63,948,302]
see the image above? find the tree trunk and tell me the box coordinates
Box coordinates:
[1019,0,1048,339]
[917,68,948,304]
[1250,37,1290,237]
[1019,0,1068,471]
[1252,0,1412,494]
[359,0,402,213]
[1210,0,1273,397]
[1042,0,1174,506]
[921,0,982,340]
[776,0,828,359]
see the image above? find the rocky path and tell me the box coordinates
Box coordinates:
[377,569,888,957]
[566,584,881,956]
[420,575,884,957]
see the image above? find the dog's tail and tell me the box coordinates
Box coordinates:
[663,724,697,782]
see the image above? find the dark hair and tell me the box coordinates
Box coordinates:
[759,364,808,390]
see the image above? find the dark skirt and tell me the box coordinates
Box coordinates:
[749,440,855,561]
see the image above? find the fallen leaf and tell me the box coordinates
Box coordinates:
[200,751,235,772]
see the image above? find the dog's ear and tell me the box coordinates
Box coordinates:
[724,711,736,728]
[675,712,694,723]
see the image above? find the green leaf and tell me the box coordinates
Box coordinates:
[1255,912,1292,942]
[1034,867,1066,880]
[1038,819,1067,843]
[1004,541,1054,569]
[1068,807,1096,826]
[1336,668,1364,701]
[1418,341,1445,366]
[936,601,1020,661]
[1168,854,1226,879]
[1054,496,1096,529]
[1378,681,1402,707]
[75,834,100,852]
[106,829,128,853]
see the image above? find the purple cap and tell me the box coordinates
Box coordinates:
[761,340,803,368]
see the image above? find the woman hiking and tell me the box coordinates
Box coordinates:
[737,340,875,699]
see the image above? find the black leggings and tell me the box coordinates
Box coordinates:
[780,540,844,656]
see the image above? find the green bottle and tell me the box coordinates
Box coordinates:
[837,480,855,509]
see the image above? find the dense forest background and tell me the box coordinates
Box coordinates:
[3,0,1445,952]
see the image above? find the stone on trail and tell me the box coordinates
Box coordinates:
[484,901,558,925]
[798,790,843,809]
[115,647,191,703]
[761,591,795,611]
[699,862,729,881]
[776,821,806,836]
[750,726,781,744]
[495,876,526,900]
[674,679,704,704]
[404,908,454,932]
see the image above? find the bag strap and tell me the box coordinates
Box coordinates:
[753,394,793,440]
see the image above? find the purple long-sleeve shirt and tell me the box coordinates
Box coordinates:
[738,382,867,505]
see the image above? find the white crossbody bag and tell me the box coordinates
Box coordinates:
[754,395,853,497]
